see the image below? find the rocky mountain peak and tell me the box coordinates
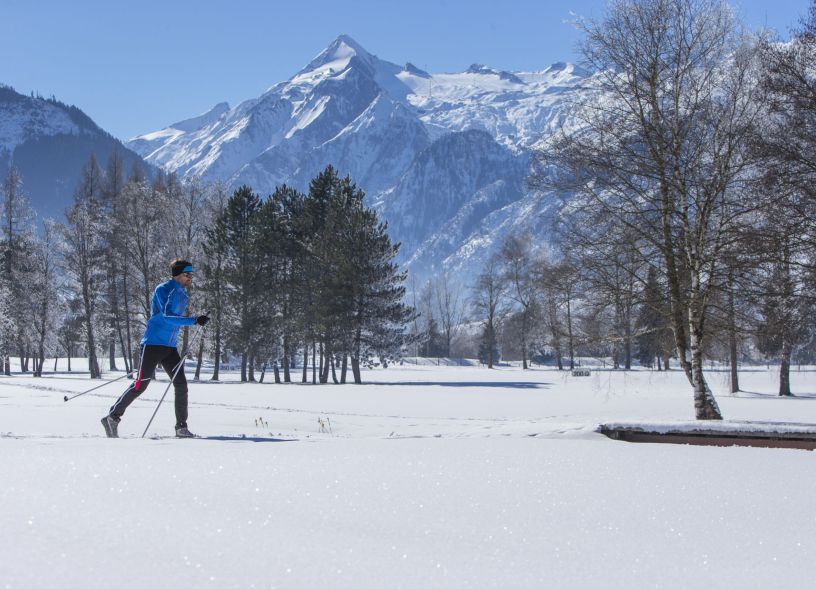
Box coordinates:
[300,34,375,76]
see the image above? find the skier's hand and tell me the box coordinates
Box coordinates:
[196,314,210,326]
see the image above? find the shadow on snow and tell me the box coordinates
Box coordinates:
[362,381,551,389]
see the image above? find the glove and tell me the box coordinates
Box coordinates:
[196,315,210,326]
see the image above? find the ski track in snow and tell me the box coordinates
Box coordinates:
[3,364,816,588]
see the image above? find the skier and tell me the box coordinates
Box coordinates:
[101,259,209,438]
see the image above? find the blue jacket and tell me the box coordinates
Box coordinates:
[141,279,197,347]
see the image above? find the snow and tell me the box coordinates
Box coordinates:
[0,99,79,154]
[2,363,816,588]
[286,95,331,138]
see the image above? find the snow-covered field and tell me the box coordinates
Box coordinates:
[2,363,816,588]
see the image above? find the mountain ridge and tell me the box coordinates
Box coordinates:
[126,35,589,286]
[0,84,153,223]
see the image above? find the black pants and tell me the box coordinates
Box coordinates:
[109,345,189,427]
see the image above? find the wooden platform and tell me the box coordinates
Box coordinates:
[599,424,816,450]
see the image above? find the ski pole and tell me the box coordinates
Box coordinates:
[141,324,206,438]
[63,372,134,403]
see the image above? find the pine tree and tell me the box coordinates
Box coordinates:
[217,185,263,382]
[342,186,412,383]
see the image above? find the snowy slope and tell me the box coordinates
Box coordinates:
[0,85,151,222]
[397,61,590,151]
[127,36,592,287]
[0,87,79,153]
[2,364,816,588]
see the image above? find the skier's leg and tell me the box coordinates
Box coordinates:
[161,348,189,428]
[108,346,160,420]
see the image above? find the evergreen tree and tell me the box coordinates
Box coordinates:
[341,181,412,382]
[217,185,263,381]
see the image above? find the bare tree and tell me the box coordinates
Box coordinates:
[118,178,164,322]
[101,148,130,373]
[29,220,61,376]
[749,2,816,395]
[499,234,538,368]
[545,260,581,370]
[534,0,763,418]
[61,156,106,378]
[435,272,466,359]
[1,164,36,374]
[472,257,507,368]
[200,181,230,380]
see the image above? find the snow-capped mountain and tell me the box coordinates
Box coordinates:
[0,85,150,223]
[128,35,591,286]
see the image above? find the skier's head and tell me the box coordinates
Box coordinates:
[170,259,194,287]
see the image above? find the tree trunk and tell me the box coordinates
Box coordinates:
[240,351,247,382]
[273,360,280,384]
[112,279,130,373]
[779,334,793,397]
[35,343,44,377]
[341,355,348,383]
[115,317,130,375]
[82,282,100,378]
[487,323,494,369]
[689,307,722,419]
[211,323,221,381]
[624,306,632,370]
[283,336,291,383]
[331,354,338,384]
[259,362,266,383]
[312,340,317,384]
[318,341,325,383]
[109,338,117,371]
[320,342,330,384]
[566,294,575,370]
[727,270,739,393]
[123,272,134,374]
[351,356,361,384]
[351,327,362,384]
[302,347,308,383]
[181,328,189,360]
[194,337,204,381]
[86,327,99,379]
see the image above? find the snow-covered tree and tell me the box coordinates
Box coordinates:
[60,155,106,378]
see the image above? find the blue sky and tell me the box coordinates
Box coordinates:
[0,0,809,140]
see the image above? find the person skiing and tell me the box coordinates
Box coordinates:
[101,259,209,438]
